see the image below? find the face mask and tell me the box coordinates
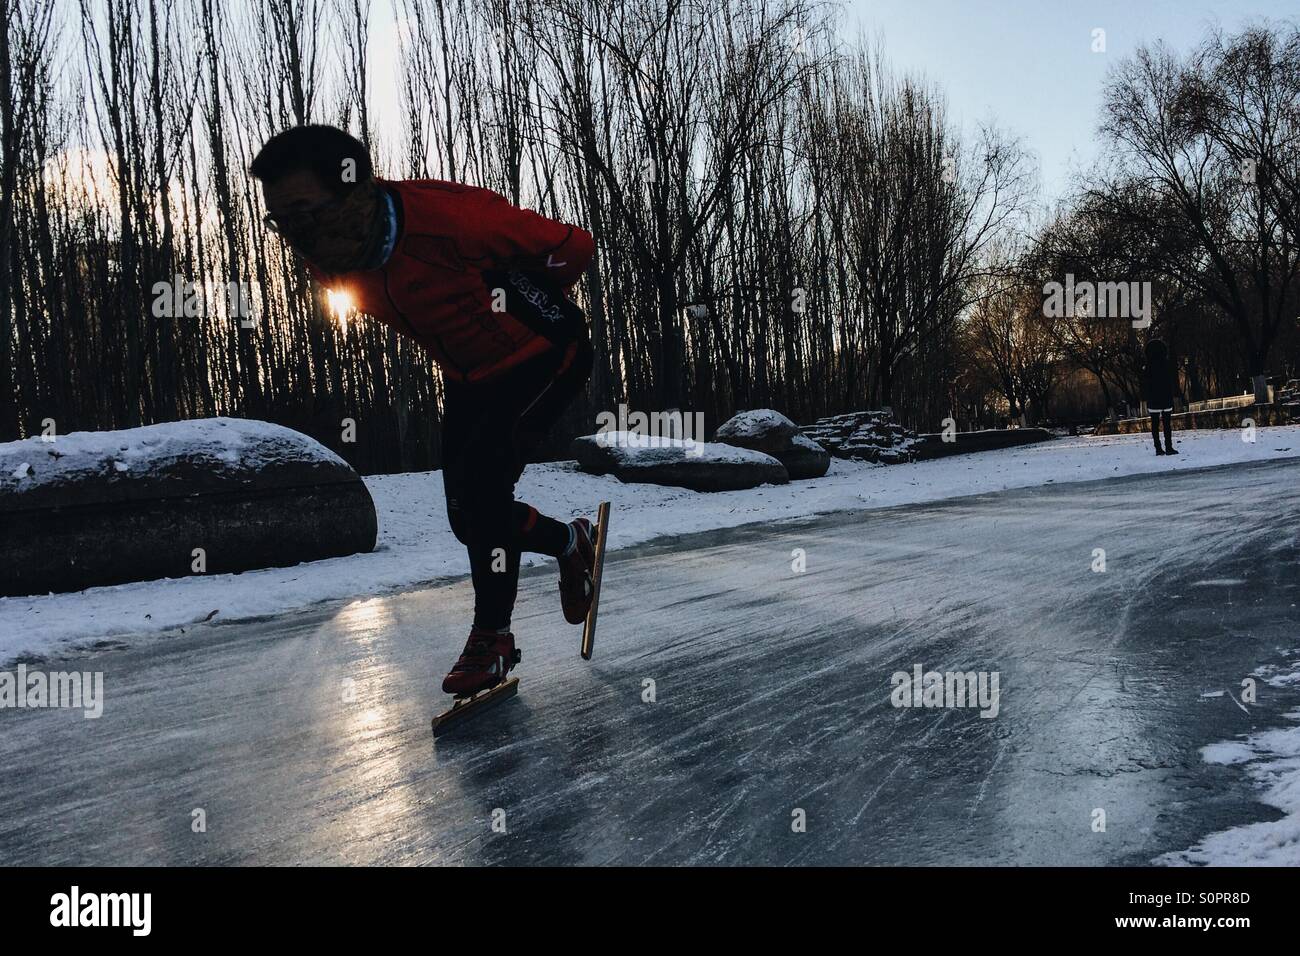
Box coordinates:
[290,181,385,273]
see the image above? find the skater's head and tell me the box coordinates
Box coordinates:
[252,125,386,272]
[1144,338,1167,363]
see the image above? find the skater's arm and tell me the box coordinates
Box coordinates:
[474,190,595,289]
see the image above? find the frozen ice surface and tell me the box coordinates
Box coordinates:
[3,424,1300,663]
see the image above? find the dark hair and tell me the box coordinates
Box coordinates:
[1144,338,1167,362]
[250,125,372,195]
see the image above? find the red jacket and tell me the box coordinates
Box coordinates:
[313,179,595,384]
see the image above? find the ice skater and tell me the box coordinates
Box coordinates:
[1142,338,1178,456]
[251,125,600,699]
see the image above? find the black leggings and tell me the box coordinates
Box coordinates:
[1150,410,1172,448]
[441,338,593,631]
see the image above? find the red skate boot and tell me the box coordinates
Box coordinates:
[441,628,520,697]
[558,517,597,625]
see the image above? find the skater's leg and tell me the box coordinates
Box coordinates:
[513,502,570,556]
[1162,410,1176,453]
[442,378,516,630]
[1150,413,1164,454]
[443,434,536,630]
[515,337,593,454]
[516,339,600,624]
[505,336,594,559]
[440,345,589,630]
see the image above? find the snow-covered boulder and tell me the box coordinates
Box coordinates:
[0,418,377,597]
[714,408,830,479]
[714,408,799,455]
[802,411,918,464]
[777,433,832,480]
[571,430,789,491]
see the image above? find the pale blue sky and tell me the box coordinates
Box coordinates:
[366,1,1297,202]
[842,0,1299,200]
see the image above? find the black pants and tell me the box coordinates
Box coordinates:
[441,338,593,631]
[1150,410,1172,449]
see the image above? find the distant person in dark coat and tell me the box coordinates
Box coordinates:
[1143,339,1177,456]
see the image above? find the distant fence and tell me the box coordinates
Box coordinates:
[1094,403,1292,436]
[1185,391,1267,414]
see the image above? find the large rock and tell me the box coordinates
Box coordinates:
[0,418,377,597]
[775,433,832,480]
[571,431,788,491]
[714,408,799,455]
[802,411,917,464]
[714,408,830,480]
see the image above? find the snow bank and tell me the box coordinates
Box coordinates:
[1158,653,1300,866]
[3,424,1300,663]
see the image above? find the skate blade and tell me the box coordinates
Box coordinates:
[431,677,520,737]
[580,501,612,661]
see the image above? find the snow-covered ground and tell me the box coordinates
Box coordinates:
[1158,652,1300,866]
[3,424,1298,664]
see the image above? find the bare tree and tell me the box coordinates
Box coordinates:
[1097,32,1300,403]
